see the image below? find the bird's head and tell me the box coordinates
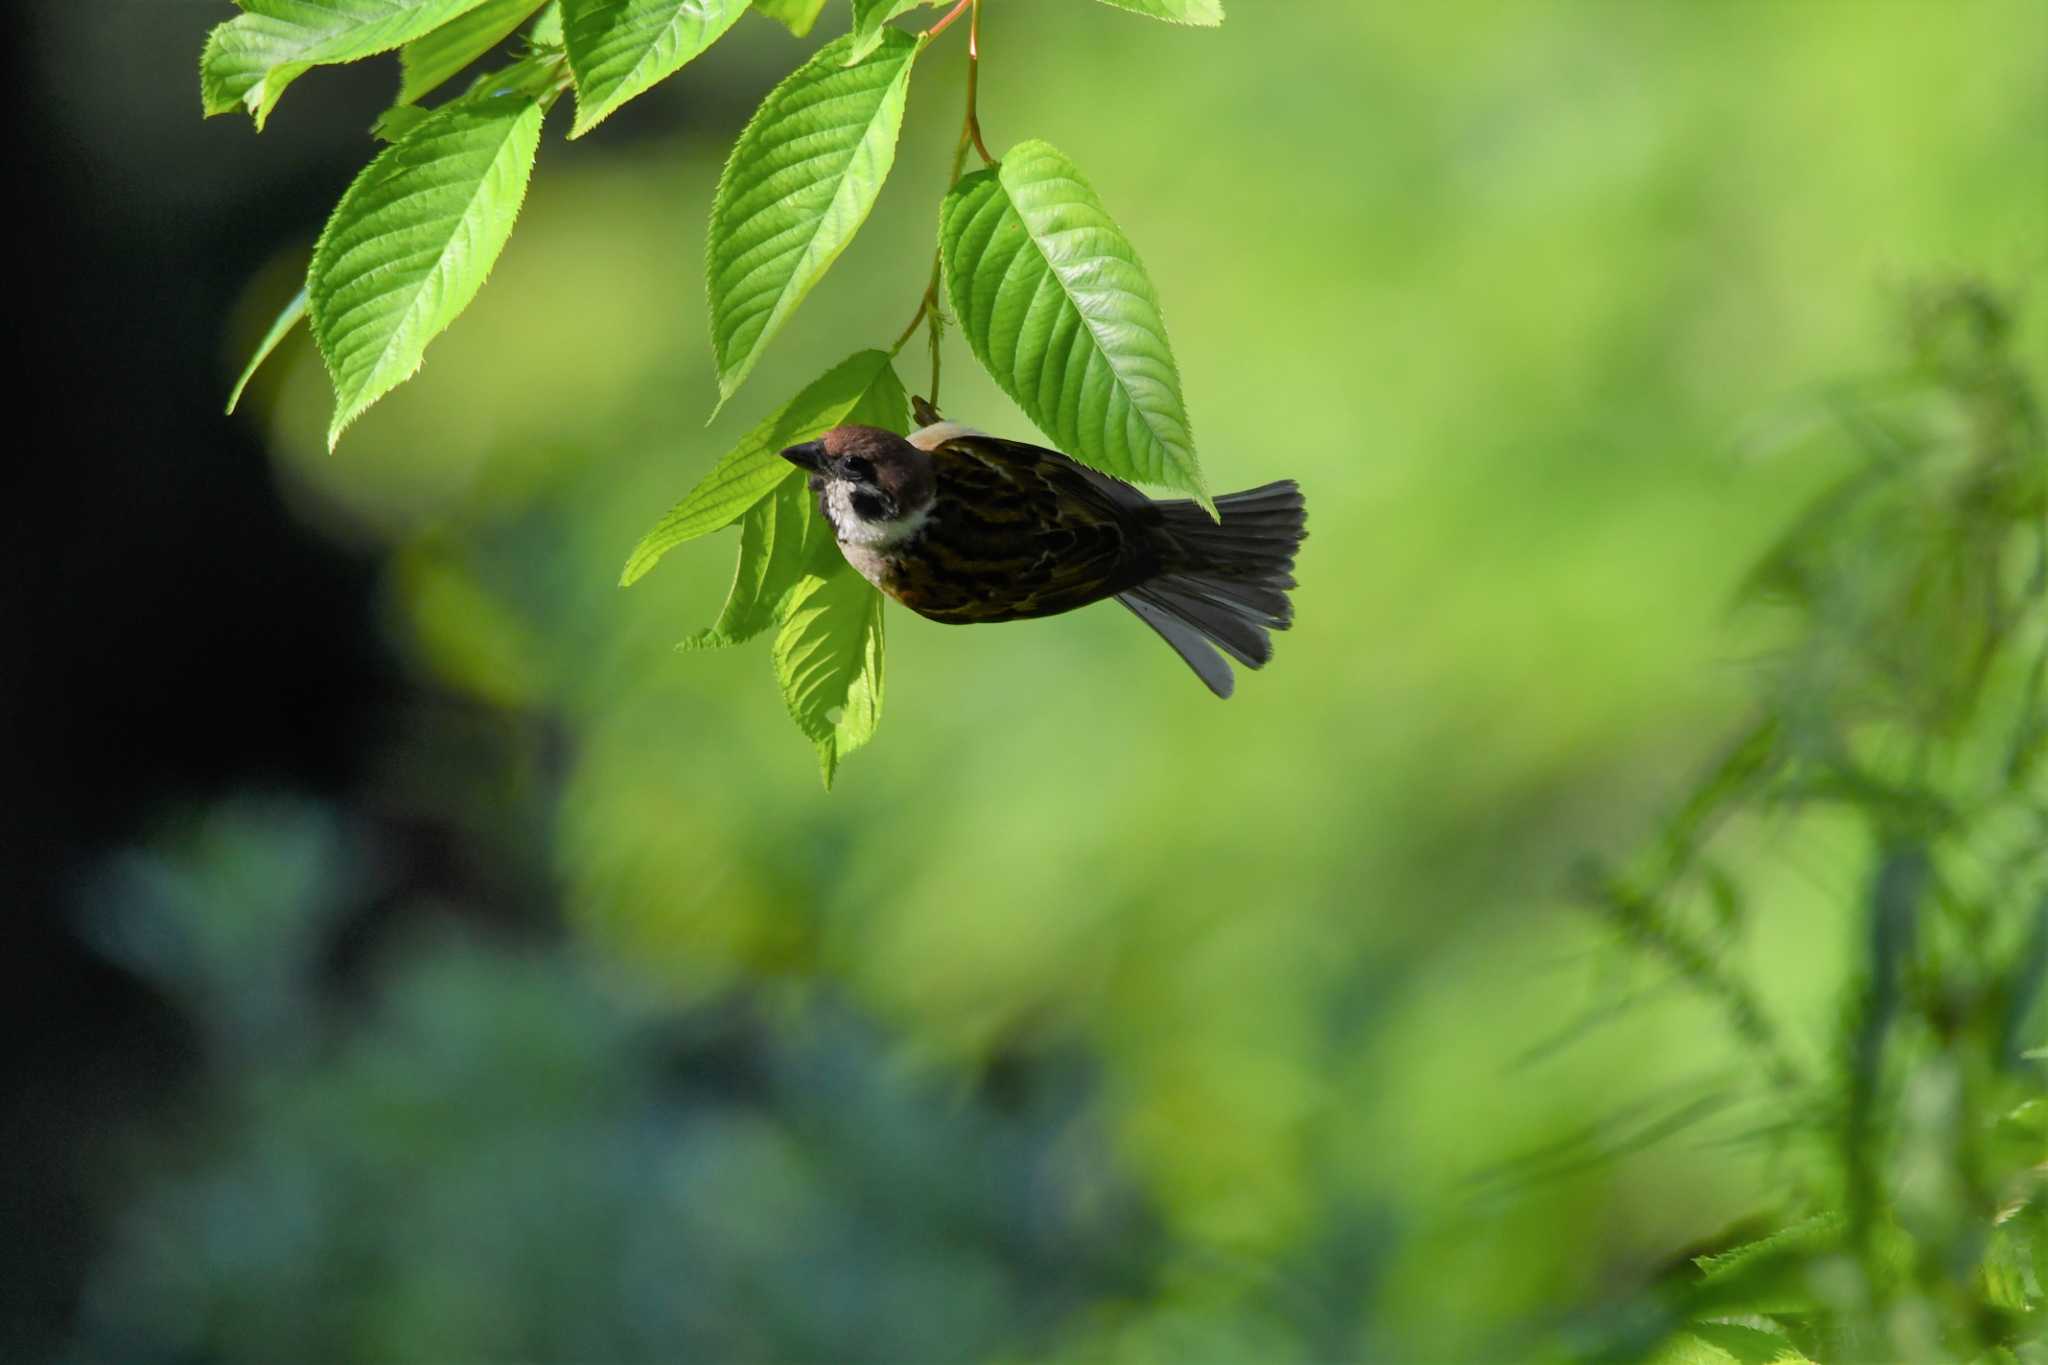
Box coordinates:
[780,425,936,547]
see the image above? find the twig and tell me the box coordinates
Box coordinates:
[892,0,993,405]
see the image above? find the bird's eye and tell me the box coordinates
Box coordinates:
[841,456,874,482]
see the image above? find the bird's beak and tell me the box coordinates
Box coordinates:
[779,440,827,473]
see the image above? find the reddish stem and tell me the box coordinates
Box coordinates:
[926,0,973,39]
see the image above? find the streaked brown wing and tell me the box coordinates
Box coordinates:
[890,436,1158,623]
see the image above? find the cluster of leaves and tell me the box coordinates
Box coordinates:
[203,0,1226,782]
[1572,284,2048,1362]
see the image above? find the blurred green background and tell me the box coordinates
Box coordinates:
[11,1,2046,1360]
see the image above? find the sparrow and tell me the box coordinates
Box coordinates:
[779,408,1305,697]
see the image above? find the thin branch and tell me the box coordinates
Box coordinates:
[892,0,993,404]
[926,0,972,39]
[965,0,993,166]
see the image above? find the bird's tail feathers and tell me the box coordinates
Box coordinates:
[1155,480,1306,584]
[1117,480,1307,698]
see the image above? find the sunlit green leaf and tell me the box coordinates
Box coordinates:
[561,0,750,137]
[1651,1325,1813,1365]
[621,349,906,585]
[706,30,922,410]
[225,285,309,416]
[681,476,835,651]
[774,561,885,787]
[201,0,498,130]
[751,0,829,36]
[1684,1210,1839,1318]
[1091,0,1224,24]
[309,79,546,449]
[398,0,550,104]
[941,138,1207,506]
[371,103,434,140]
[846,0,933,63]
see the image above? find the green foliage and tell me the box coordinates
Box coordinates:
[750,0,830,36]
[941,138,1207,505]
[129,9,2048,1357]
[629,350,905,787]
[705,30,924,409]
[398,0,551,103]
[846,0,934,64]
[682,473,836,651]
[1091,0,1225,25]
[200,0,1226,776]
[202,0,499,129]
[224,285,308,416]
[620,348,905,585]
[561,0,751,137]
[370,101,435,140]
[774,558,886,784]
[1575,284,2048,1362]
[1650,1323,1814,1365]
[71,797,1152,1361]
[310,68,551,449]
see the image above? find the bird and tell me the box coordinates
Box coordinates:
[779,406,1305,697]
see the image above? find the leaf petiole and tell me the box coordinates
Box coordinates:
[891,0,990,405]
[924,0,972,39]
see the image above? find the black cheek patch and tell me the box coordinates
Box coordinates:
[851,491,891,521]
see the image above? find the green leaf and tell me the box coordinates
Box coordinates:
[309,80,546,450]
[225,285,309,416]
[530,1,566,43]
[1091,0,1224,24]
[372,103,435,140]
[682,355,907,643]
[561,0,751,137]
[398,0,550,104]
[706,30,922,409]
[941,138,1208,506]
[751,0,830,35]
[1695,1213,1842,1283]
[681,474,835,650]
[774,561,885,787]
[201,0,498,130]
[621,349,906,585]
[846,0,933,63]
[1651,1326,1812,1365]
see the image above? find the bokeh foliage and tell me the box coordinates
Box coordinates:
[49,1,2048,1360]
[1583,283,2048,1362]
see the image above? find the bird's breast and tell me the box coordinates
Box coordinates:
[835,537,896,592]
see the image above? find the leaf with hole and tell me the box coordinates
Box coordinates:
[750,0,829,35]
[846,0,934,63]
[621,350,906,585]
[1092,0,1224,24]
[705,29,922,410]
[398,0,551,105]
[308,77,546,450]
[561,0,751,137]
[941,138,1207,506]
[775,560,885,787]
[201,0,499,130]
